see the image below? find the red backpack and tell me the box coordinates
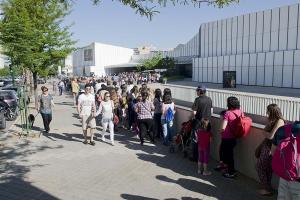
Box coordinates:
[229,111,252,138]
[272,124,300,181]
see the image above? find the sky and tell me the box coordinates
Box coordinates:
[64,0,300,50]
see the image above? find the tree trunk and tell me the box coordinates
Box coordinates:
[33,72,38,109]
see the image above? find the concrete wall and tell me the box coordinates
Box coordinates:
[174,105,278,186]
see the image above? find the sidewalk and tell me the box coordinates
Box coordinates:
[0,89,276,200]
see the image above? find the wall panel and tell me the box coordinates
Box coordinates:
[213,57,218,83]
[201,25,205,57]
[203,58,208,82]
[256,53,265,85]
[236,54,242,84]
[293,50,300,87]
[223,55,229,71]
[226,18,232,55]
[263,10,272,52]
[208,57,213,82]
[237,16,244,54]
[271,8,280,51]
[213,21,218,57]
[283,51,293,87]
[273,51,284,87]
[243,14,250,53]
[264,52,274,86]
[199,58,203,82]
[242,54,249,84]
[217,56,224,83]
[232,17,238,55]
[256,11,264,53]
[222,20,227,55]
[279,6,289,50]
[249,13,257,53]
[217,20,222,56]
[229,55,236,71]
[249,53,257,85]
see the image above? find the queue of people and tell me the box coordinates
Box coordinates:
[38,73,300,200]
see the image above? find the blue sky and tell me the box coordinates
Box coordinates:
[65,0,300,49]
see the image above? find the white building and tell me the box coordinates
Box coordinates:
[72,42,134,77]
[63,54,73,75]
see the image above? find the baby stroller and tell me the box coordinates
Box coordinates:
[169,120,193,157]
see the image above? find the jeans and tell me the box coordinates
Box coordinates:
[102,119,114,143]
[277,178,300,200]
[58,86,63,95]
[161,119,173,145]
[41,113,52,132]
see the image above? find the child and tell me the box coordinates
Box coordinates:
[195,118,212,176]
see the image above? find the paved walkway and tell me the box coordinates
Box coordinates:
[0,91,276,200]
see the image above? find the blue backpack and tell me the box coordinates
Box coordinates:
[165,107,174,123]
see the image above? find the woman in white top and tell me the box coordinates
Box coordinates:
[97,92,115,145]
[161,94,176,146]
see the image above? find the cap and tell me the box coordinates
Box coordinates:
[196,85,206,91]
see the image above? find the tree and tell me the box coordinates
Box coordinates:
[138,53,162,71]
[93,0,239,19]
[0,0,75,96]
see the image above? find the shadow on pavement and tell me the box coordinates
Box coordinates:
[0,140,63,199]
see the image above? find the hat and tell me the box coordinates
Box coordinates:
[196,85,206,91]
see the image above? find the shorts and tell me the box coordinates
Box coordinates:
[82,115,96,130]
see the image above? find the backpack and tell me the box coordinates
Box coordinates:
[272,124,300,181]
[229,111,252,138]
[165,107,174,123]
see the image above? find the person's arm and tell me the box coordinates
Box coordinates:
[263,119,285,139]
[134,103,139,113]
[220,119,228,134]
[192,99,198,118]
[77,97,82,118]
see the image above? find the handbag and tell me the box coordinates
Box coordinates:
[113,114,119,125]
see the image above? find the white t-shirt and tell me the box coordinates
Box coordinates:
[78,93,95,116]
[95,83,102,93]
[127,84,134,93]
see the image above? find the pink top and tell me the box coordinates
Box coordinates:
[222,109,242,139]
[196,130,211,149]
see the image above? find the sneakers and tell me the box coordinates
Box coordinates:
[90,141,96,146]
[102,136,106,142]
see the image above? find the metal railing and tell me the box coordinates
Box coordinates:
[156,84,300,122]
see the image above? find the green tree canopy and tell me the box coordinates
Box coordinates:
[138,53,175,71]
[0,0,75,92]
[93,0,239,19]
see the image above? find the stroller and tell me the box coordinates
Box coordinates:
[169,120,193,157]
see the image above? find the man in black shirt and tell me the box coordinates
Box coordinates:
[192,85,213,120]
[190,85,213,161]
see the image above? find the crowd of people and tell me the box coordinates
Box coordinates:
[37,72,300,200]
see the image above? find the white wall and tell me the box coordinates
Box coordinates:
[72,42,133,76]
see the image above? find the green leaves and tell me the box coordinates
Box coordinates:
[0,0,75,79]
[92,0,239,19]
[138,53,175,71]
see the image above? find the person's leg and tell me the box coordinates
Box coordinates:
[47,113,52,132]
[138,119,146,145]
[256,145,273,195]
[227,139,236,175]
[289,181,300,200]
[82,116,88,143]
[109,120,114,145]
[277,178,289,200]
[102,121,109,141]
[40,113,48,132]
[198,148,203,174]
[203,146,211,176]
[146,119,154,143]
[161,119,168,145]
[89,117,96,144]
